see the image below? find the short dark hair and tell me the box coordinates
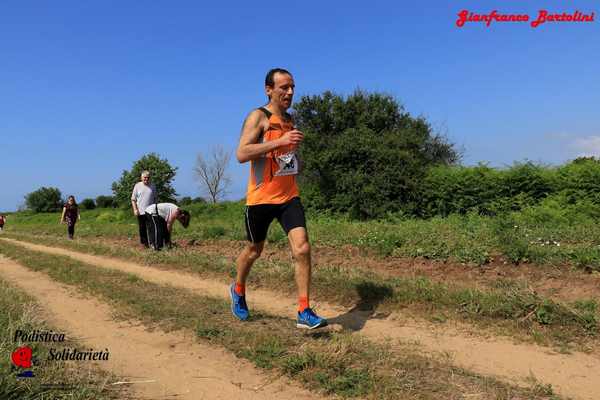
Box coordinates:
[265,68,292,88]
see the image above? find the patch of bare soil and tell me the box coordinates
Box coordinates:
[0,254,322,400]
[3,237,600,400]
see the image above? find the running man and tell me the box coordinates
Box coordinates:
[231,68,326,329]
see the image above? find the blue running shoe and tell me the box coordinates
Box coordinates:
[229,283,249,321]
[297,308,327,329]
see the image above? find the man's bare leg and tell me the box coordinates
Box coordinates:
[235,241,264,288]
[230,241,264,321]
[287,227,311,302]
[288,226,326,328]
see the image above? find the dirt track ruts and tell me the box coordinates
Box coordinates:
[2,237,599,400]
[0,254,322,400]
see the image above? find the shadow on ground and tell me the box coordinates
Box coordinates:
[328,281,393,331]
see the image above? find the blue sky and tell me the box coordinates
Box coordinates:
[1,1,599,211]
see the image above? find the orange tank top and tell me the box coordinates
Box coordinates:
[245,107,300,205]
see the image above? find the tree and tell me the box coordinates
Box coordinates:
[293,90,460,219]
[95,195,117,208]
[25,187,63,213]
[80,198,96,210]
[179,196,193,206]
[193,146,232,204]
[111,153,178,208]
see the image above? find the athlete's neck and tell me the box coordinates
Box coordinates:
[265,103,289,119]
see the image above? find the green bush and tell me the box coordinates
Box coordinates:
[179,196,193,206]
[418,164,501,217]
[24,187,63,213]
[417,162,555,218]
[294,90,459,219]
[501,162,555,202]
[556,157,600,204]
[291,91,600,220]
[95,195,117,208]
[80,198,96,210]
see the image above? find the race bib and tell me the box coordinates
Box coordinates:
[274,152,299,176]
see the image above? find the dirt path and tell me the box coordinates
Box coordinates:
[3,237,600,400]
[0,254,321,400]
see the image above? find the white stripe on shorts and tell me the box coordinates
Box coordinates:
[245,206,255,243]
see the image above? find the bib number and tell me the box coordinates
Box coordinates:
[274,152,298,176]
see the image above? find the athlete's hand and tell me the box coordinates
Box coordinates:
[279,130,304,148]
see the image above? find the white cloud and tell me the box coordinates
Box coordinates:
[570,136,600,158]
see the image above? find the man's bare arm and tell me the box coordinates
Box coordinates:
[131,199,139,216]
[166,211,177,233]
[236,110,304,163]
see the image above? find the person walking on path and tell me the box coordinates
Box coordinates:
[0,214,6,232]
[131,170,156,248]
[231,68,326,330]
[60,195,80,239]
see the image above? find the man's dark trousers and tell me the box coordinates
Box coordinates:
[137,214,149,247]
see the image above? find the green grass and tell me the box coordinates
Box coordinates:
[3,232,598,352]
[0,277,124,400]
[7,201,600,270]
[0,242,565,399]
[4,200,600,350]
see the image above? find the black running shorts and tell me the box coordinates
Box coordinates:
[244,197,306,243]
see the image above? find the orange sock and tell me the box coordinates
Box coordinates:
[298,296,309,313]
[235,283,245,296]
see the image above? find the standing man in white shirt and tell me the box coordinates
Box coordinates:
[131,170,157,248]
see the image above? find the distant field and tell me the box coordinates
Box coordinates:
[6,201,600,270]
